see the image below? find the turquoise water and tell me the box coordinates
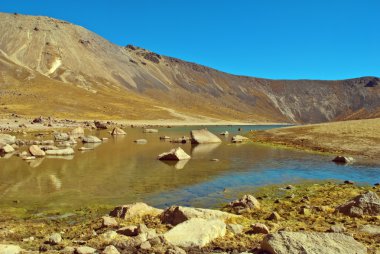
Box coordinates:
[0,125,378,211]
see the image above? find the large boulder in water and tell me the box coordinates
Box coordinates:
[0,134,16,145]
[109,202,163,219]
[336,191,380,217]
[157,147,191,161]
[111,127,126,135]
[261,231,367,254]
[190,129,222,144]
[82,135,102,143]
[29,145,45,157]
[161,206,237,226]
[332,156,354,164]
[164,218,226,248]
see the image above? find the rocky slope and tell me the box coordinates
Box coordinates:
[0,12,379,123]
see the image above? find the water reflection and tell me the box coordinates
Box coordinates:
[160,159,190,170]
[191,143,221,156]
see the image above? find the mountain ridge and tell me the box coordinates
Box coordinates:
[0,12,379,123]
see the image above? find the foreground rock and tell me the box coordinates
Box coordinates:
[225,194,261,213]
[29,145,45,157]
[231,135,249,143]
[0,244,22,254]
[261,231,367,254]
[190,129,222,144]
[164,218,226,248]
[0,144,14,154]
[336,191,380,217]
[157,147,191,161]
[0,134,16,145]
[82,135,102,143]
[332,156,354,164]
[111,127,126,135]
[161,206,237,226]
[45,147,75,156]
[109,203,163,219]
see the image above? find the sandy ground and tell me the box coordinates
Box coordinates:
[250,118,380,162]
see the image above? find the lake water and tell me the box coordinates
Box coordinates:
[0,125,379,212]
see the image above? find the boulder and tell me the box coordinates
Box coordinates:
[0,244,22,254]
[160,136,171,140]
[231,135,249,143]
[332,156,354,164]
[161,206,237,226]
[0,144,14,153]
[117,225,138,236]
[134,139,147,144]
[102,245,120,254]
[47,233,62,245]
[29,145,45,157]
[76,246,97,254]
[336,191,380,217]
[261,231,367,254]
[53,132,69,141]
[164,218,226,248]
[157,147,191,161]
[225,194,260,212]
[82,135,102,143]
[109,202,163,219]
[143,128,158,133]
[0,134,16,145]
[250,223,270,234]
[111,127,126,135]
[102,216,118,227]
[94,121,108,129]
[70,127,85,138]
[45,147,74,156]
[190,129,222,144]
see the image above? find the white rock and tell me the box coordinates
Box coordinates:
[109,202,163,219]
[29,145,45,157]
[190,129,222,144]
[157,147,191,161]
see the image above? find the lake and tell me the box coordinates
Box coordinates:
[0,125,379,212]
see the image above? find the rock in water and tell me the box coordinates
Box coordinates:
[0,244,22,254]
[190,129,222,144]
[157,147,191,161]
[29,145,45,157]
[161,206,237,225]
[111,127,126,135]
[231,135,249,143]
[134,139,147,144]
[164,218,226,248]
[53,132,69,141]
[336,191,380,217]
[45,147,74,156]
[94,121,107,130]
[0,134,16,145]
[109,202,163,219]
[143,128,158,133]
[70,127,85,138]
[332,156,354,164]
[82,135,102,143]
[0,144,15,153]
[261,231,367,254]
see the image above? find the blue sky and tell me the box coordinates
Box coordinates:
[1,0,379,80]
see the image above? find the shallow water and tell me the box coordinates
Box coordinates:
[0,125,379,212]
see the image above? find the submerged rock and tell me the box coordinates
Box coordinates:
[190,129,222,144]
[336,191,380,217]
[111,127,126,135]
[161,206,237,226]
[164,218,226,248]
[134,139,147,144]
[143,128,158,133]
[109,202,163,219]
[261,231,367,254]
[157,147,191,161]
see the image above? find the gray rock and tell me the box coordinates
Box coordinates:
[111,127,126,135]
[190,129,222,144]
[0,244,22,254]
[29,145,45,157]
[75,246,97,254]
[336,191,380,217]
[102,245,120,254]
[109,202,163,219]
[45,147,74,156]
[102,216,118,227]
[359,224,380,235]
[82,135,102,143]
[47,233,62,245]
[0,134,16,145]
[261,231,367,254]
[157,147,191,161]
[139,241,151,250]
[164,218,226,248]
[54,132,69,141]
[227,223,244,234]
[70,127,85,138]
[161,205,237,226]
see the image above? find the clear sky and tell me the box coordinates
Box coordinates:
[1,0,379,80]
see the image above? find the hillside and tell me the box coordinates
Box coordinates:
[0,12,379,123]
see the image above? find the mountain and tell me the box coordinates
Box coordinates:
[0,12,379,123]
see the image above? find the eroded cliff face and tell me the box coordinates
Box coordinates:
[0,12,379,123]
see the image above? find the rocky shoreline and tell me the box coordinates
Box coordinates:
[0,182,379,254]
